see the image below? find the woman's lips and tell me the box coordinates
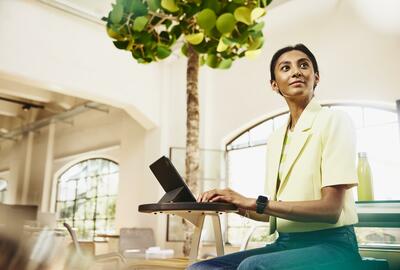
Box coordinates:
[290,81,304,85]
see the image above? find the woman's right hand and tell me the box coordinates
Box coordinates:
[197,188,256,210]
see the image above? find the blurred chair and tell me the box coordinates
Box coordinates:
[118,228,155,258]
[63,222,125,269]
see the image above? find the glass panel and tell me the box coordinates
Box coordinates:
[85,198,95,219]
[364,108,397,127]
[357,123,400,200]
[272,113,289,130]
[249,120,273,145]
[108,173,119,195]
[106,219,116,234]
[109,161,119,174]
[76,177,89,198]
[86,176,97,198]
[96,197,108,219]
[97,175,108,196]
[75,199,86,220]
[60,163,81,182]
[88,159,100,177]
[331,106,363,128]
[228,145,267,198]
[230,132,250,149]
[57,181,68,201]
[60,201,75,219]
[96,219,107,234]
[66,179,77,201]
[107,197,117,217]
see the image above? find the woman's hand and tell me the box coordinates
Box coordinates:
[197,188,256,210]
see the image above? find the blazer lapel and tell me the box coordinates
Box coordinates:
[268,124,287,200]
[277,99,322,195]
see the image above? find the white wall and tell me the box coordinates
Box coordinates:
[0,0,161,129]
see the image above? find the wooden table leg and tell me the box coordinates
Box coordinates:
[189,214,205,261]
[211,214,224,257]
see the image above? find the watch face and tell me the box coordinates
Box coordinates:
[257,195,268,203]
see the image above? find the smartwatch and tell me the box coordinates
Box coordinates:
[256,195,269,214]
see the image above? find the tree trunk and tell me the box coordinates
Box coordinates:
[183,45,200,256]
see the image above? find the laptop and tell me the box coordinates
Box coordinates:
[149,156,236,210]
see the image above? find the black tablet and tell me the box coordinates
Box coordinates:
[149,156,197,203]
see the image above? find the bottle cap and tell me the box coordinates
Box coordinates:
[358,152,367,158]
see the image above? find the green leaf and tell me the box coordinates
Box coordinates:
[161,0,179,12]
[216,13,236,34]
[147,0,161,11]
[181,43,188,56]
[206,54,219,68]
[218,58,232,69]
[251,7,266,21]
[196,9,216,31]
[217,37,228,52]
[133,16,148,31]
[156,45,172,59]
[171,25,182,39]
[107,26,123,40]
[130,0,148,16]
[113,40,130,49]
[249,21,265,32]
[200,55,206,66]
[202,0,221,13]
[245,49,261,59]
[192,42,209,54]
[234,6,252,25]
[185,33,204,45]
[110,4,124,24]
[248,36,264,50]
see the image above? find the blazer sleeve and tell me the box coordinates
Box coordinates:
[321,110,358,187]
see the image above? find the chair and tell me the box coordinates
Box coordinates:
[63,222,125,269]
[119,228,156,258]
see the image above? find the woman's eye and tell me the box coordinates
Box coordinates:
[300,63,309,69]
[281,66,289,71]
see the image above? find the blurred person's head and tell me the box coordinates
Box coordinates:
[0,233,29,270]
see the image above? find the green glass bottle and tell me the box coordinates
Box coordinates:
[357,152,374,201]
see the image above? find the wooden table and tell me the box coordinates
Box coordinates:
[139,202,237,261]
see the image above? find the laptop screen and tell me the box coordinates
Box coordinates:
[149,156,196,203]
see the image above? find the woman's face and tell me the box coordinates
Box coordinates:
[271,50,319,101]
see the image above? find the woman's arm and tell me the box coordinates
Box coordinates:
[237,208,269,222]
[265,185,347,224]
[199,185,348,224]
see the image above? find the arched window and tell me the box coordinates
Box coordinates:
[55,158,119,240]
[225,103,400,245]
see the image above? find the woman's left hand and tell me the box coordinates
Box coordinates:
[197,188,256,210]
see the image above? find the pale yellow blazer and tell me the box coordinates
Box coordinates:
[266,99,359,233]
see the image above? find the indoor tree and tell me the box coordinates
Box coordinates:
[104,0,272,255]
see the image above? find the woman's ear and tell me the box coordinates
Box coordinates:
[270,80,280,94]
[314,73,320,85]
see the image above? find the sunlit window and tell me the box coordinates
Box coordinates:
[225,103,400,246]
[55,158,119,240]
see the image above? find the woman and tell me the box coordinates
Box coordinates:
[188,44,361,270]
